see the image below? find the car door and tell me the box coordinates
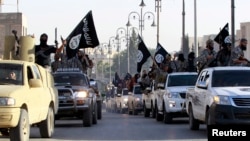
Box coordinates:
[26,65,43,123]
[194,70,209,120]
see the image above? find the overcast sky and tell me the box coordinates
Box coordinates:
[1,0,250,53]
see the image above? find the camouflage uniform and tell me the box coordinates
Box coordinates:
[197,48,217,71]
[175,60,188,72]
[230,46,247,66]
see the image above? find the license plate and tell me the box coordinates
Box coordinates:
[60,92,71,97]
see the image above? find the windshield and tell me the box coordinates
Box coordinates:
[0,64,23,85]
[53,73,88,86]
[167,74,198,87]
[122,89,129,95]
[212,70,250,87]
[134,86,142,95]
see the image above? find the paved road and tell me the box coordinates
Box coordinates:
[0,109,207,141]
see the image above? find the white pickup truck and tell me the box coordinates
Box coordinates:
[154,72,198,123]
[185,66,250,130]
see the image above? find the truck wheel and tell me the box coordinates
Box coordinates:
[97,101,102,119]
[92,104,98,124]
[132,103,138,115]
[119,103,123,114]
[151,103,156,118]
[188,104,200,130]
[206,109,214,127]
[144,103,150,117]
[39,106,55,138]
[163,111,172,124]
[0,128,9,136]
[156,104,163,121]
[10,109,30,141]
[83,105,93,127]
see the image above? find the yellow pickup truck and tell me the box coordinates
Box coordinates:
[0,60,58,141]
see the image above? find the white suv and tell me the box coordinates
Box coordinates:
[128,85,143,115]
[155,72,198,123]
[115,88,129,113]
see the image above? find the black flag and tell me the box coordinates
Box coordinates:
[66,10,100,59]
[214,23,231,49]
[154,43,168,67]
[137,35,151,73]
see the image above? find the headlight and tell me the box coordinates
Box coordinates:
[123,98,128,102]
[214,95,231,105]
[136,98,140,101]
[0,98,15,106]
[75,91,88,98]
[167,92,179,98]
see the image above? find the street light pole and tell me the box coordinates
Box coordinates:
[182,0,185,52]
[125,24,130,73]
[127,0,156,39]
[108,36,116,84]
[194,0,198,57]
[231,0,235,49]
[155,0,161,44]
[116,27,126,75]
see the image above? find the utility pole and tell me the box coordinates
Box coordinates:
[231,0,235,49]
[182,0,185,52]
[194,0,198,57]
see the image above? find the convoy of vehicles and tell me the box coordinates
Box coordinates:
[185,67,250,130]
[2,33,250,140]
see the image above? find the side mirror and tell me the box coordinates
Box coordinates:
[29,79,43,88]
[157,83,165,89]
[90,79,97,87]
[197,81,208,89]
[144,87,152,94]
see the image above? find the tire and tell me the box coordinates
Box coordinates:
[97,101,102,120]
[163,111,172,124]
[156,104,163,121]
[92,104,98,124]
[143,102,150,117]
[83,105,93,127]
[132,103,138,115]
[0,128,9,136]
[39,106,55,138]
[119,103,123,114]
[206,108,214,130]
[188,104,200,130]
[151,103,156,118]
[10,109,30,141]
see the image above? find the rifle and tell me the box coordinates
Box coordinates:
[239,56,250,64]
[55,27,58,48]
[12,30,20,56]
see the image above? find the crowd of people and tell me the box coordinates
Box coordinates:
[113,37,249,93]
[34,33,249,93]
[34,33,94,77]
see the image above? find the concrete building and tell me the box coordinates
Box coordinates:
[236,22,250,60]
[0,12,27,58]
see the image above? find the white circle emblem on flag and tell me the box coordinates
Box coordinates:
[155,54,164,63]
[137,50,143,63]
[69,34,82,50]
[224,36,231,44]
